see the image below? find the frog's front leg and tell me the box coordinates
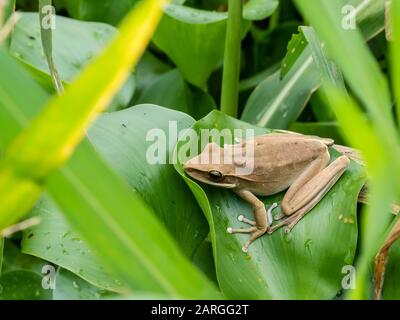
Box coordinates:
[227,189,270,253]
[269,155,350,234]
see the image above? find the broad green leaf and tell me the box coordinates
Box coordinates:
[0,240,52,300]
[0,0,167,229]
[152,4,230,88]
[62,0,184,25]
[192,237,217,285]
[86,104,209,257]
[174,110,365,299]
[133,51,172,102]
[0,270,52,300]
[241,47,319,129]
[135,69,215,119]
[22,196,123,291]
[10,13,135,110]
[243,0,279,21]
[53,268,116,300]
[63,0,140,26]
[152,3,250,88]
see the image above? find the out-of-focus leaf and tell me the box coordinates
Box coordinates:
[175,110,365,299]
[10,13,135,110]
[53,268,116,300]
[152,4,230,88]
[241,47,319,129]
[248,22,299,76]
[0,240,52,300]
[192,237,217,285]
[39,0,64,93]
[289,122,344,145]
[280,27,308,79]
[152,3,253,88]
[133,51,172,103]
[0,270,52,300]
[135,69,215,119]
[62,0,185,25]
[63,0,140,26]
[242,0,279,21]
[22,196,123,292]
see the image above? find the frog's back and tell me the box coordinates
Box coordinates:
[237,134,330,195]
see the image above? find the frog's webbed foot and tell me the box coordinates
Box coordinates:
[227,226,267,253]
[267,205,309,234]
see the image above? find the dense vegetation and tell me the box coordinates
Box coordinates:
[0,0,399,300]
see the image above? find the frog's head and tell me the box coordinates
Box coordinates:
[183,142,242,188]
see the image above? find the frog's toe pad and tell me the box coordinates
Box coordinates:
[237,215,256,226]
[242,246,249,253]
[227,227,233,234]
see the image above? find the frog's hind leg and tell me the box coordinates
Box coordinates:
[227,189,269,253]
[268,155,350,234]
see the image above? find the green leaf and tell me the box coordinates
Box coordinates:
[152,3,250,88]
[0,240,52,300]
[280,28,308,79]
[39,0,64,93]
[133,51,172,101]
[22,196,123,292]
[391,0,400,124]
[63,0,140,26]
[87,104,209,257]
[53,268,116,300]
[135,69,216,119]
[243,0,279,21]
[241,47,319,129]
[10,12,135,110]
[152,4,229,88]
[174,110,365,299]
[382,241,400,299]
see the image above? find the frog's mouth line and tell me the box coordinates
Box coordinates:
[184,168,236,189]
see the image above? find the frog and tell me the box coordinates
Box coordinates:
[183,133,350,253]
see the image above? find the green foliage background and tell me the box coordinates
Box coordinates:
[0,0,398,300]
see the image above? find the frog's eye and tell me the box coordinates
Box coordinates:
[209,170,223,180]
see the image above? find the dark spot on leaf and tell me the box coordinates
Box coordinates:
[27,233,34,239]
[28,35,35,40]
[122,123,127,128]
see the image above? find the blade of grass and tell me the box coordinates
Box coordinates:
[220,0,243,117]
[0,0,168,230]
[38,0,64,93]
[391,0,400,125]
